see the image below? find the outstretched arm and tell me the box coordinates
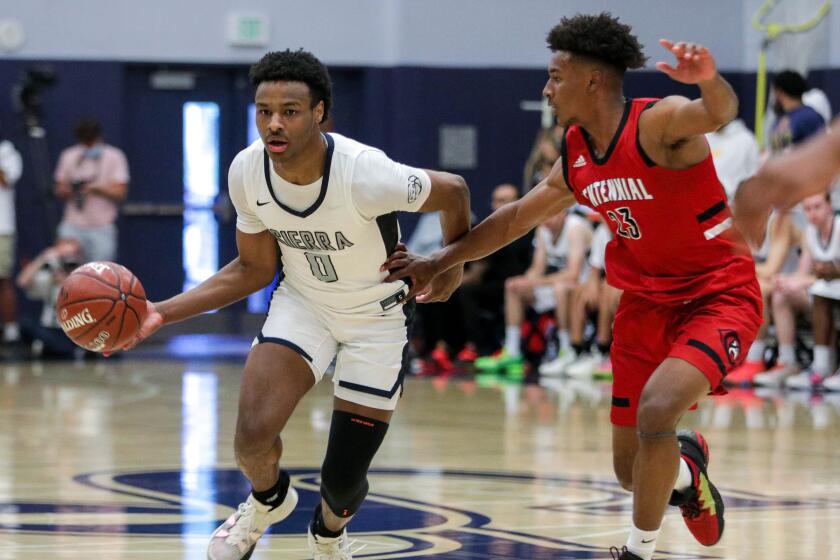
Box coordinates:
[734,119,840,245]
[383,158,577,301]
[115,228,279,352]
[640,40,737,169]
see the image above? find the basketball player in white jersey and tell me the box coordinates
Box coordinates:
[754,193,840,391]
[120,50,471,560]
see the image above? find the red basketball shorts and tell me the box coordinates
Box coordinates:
[610,280,762,427]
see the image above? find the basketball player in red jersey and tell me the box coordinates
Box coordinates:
[383,13,761,560]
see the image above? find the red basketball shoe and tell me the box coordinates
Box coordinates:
[670,430,725,546]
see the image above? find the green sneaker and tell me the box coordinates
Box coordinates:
[474,350,523,372]
[505,361,525,379]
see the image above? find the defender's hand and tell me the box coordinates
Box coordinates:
[656,39,717,84]
[381,249,441,301]
[417,265,463,304]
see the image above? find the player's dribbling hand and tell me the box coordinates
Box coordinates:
[104,300,164,356]
[656,39,717,84]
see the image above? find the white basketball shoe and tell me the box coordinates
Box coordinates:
[308,525,354,559]
[207,487,298,560]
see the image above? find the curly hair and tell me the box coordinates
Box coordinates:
[249,49,332,122]
[773,70,808,99]
[546,13,647,72]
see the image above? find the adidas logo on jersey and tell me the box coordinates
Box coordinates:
[573,155,587,168]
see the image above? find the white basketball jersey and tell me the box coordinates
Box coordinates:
[806,215,840,264]
[537,213,588,271]
[229,133,432,312]
[589,222,612,271]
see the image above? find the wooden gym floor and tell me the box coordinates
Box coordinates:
[1,353,839,559]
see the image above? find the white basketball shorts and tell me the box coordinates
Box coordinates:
[255,283,413,410]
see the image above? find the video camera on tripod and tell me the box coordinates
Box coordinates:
[12,67,56,123]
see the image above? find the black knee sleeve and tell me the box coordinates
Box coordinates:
[320,410,389,518]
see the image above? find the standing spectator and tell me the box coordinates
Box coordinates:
[54,119,129,262]
[0,137,23,346]
[769,71,825,154]
[706,119,759,201]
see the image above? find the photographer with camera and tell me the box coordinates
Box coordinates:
[0,135,23,348]
[16,237,84,358]
[54,119,129,262]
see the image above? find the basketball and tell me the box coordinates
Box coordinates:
[56,261,148,353]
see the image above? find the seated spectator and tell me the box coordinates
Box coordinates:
[726,211,798,385]
[16,238,85,359]
[477,209,590,373]
[457,184,532,358]
[0,136,23,348]
[754,194,840,390]
[548,221,621,378]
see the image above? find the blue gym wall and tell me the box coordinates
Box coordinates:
[4,59,835,303]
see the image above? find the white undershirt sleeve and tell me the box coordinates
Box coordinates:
[350,149,432,220]
[227,153,267,234]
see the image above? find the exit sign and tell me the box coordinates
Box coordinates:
[227,13,270,47]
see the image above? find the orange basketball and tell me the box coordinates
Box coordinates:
[56,261,148,353]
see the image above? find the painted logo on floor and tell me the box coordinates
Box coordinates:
[2,467,836,558]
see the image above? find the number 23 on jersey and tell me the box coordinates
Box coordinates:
[606,207,641,240]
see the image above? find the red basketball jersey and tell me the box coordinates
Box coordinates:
[561,98,755,304]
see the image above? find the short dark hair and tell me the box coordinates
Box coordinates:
[546,13,647,73]
[249,49,332,122]
[74,119,102,143]
[773,70,808,99]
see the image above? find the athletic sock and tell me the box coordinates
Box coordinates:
[673,457,693,493]
[626,523,659,560]
[746,340,765,363]
[3,323,19,343]
[557,329,571,353]
[504,325,521,357]
[311,504,344,538]
[596,341,611,357]
[571,342,585,357]
[778,344,796,367]
[252,470,290,510]
[814,345,831,375]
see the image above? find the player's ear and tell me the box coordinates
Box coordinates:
[587,68,603,93]
[314,101,325,124]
